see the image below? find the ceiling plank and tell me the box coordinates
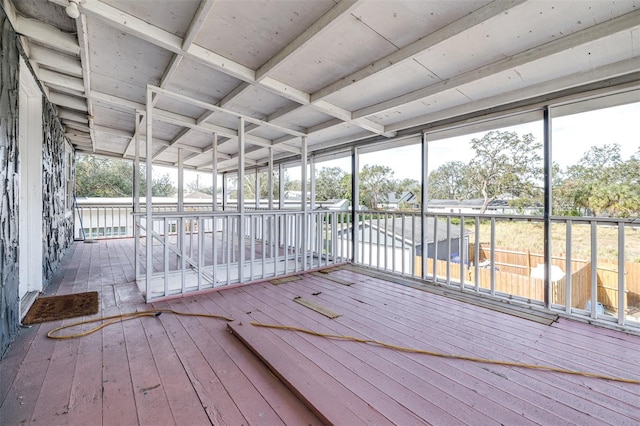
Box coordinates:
[58,109,89,123]
[218,82,252,108]
[160,82,252,155]
[355,8,640,119]
[91,91,300,154]
[80,0,184,55]
[29,44,82,77]
[182,0,215,50]
[155,0,215,101]
[159,54,184,88]
[310,0,527,103]
[76,14,96,151]
[152,127,192,160]
[79,0,386,136]
[38,68,84,93]
[153,109,302,154]
[385,57,640,133]
[14,16,80,55]
[92,90,144,111]
[49,92,88,111]
[255,0,363,82]
[151,85,307,137]
[63,121,91,133]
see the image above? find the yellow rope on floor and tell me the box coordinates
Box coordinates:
[46,310,234,339]
[249,322,640,385]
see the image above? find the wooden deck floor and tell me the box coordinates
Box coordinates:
[2,239,639,425]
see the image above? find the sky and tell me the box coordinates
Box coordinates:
[159,101,639,187]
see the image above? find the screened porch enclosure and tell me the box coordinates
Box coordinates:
[124,82,640,333]
[2,1,640,423]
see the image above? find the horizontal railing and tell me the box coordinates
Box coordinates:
[125,206,639,331]
[74,202,218,240]
[133,210,353,301]
[350,211,640,330]
[74,201,312,240]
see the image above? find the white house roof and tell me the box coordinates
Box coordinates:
[6,0,640,173]
[338,216,465,245]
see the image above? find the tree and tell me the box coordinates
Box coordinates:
[428,161,472,200]
[315,167,348,201]
[75,154,176,198]
[359,164,395,209]
[143,173,176,197]
[75,155,133,197]
[559,144,640,217]
[467,131,542,213]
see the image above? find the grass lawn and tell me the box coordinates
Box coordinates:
[470,220,640,263]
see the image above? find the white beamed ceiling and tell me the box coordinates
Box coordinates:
[5,0,639,171]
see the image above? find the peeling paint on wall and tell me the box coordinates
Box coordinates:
[42,100,73,283]
[0,9,21,356]
[0,6,74,357]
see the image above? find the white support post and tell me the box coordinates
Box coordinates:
[543,106,552,308]
[133,111,141,213]
[134,111,141,279]
[238,117,246,282]
[178,148,184,211]
[310,156,316,211]
[352,147,359,264]
[301,136,308,270]
[212,133,218,211]
[421,131,428,279]
[177,148,184,253]
[310,154,316,268]
[222,173,227,211]
[145,86,154,300]
[255,168,260,209]
[279,163,285,210]
[268,147,274,210]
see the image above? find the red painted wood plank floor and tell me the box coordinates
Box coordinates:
[2,238,639,425]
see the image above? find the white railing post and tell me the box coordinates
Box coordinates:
[351,147,359,264]
[590,220,598,319]
[543,106,552,308]
[145,85,154,301]
[565,220,572,313]
[301,136,308,270]
[268,146,274,210]
[238,117,246,282]
[421,131,428,279]
[618,221,625,326]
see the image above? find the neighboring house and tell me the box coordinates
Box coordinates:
[336,216,469,274]
[315,199,350,211]
[283,190,310,201]
[379,191,419,210]
[426,198,541,215]
[184,190,214,200]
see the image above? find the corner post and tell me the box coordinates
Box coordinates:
[543,106,552,308]
[351,147,360,264]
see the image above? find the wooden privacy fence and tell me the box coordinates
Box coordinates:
[416,247,640,315]
[471,243,640,311]
[416,258,587,306]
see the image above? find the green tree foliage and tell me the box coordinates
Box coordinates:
[468,131,542,213]
[75,154,176,198]
[555,144,640,217]
[359,164,396,209]
[428,161,472,200]
[315,166,349,201]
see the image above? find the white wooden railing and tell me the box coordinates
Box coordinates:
[132,210,353,301]
[348,211,640,330]
[95,204,639,331]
